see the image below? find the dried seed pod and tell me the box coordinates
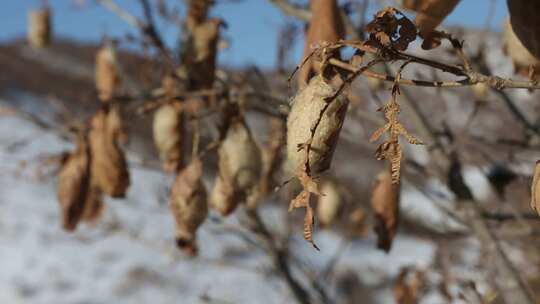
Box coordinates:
[503,20,540,77]
[28,8,51,48]
[400,0,460,38]
[260,118,285,195]
[153,103,184,172]
[316,180,343,227]
[170,158,208,255]
[286,75,348,174]
[507,0,540,61]
[371,170,400,252]
[298,0,344,87]
[95,44,121,102]
[81,185,105,224]
[89,107,130,198]
[211,119,263,215]
[57,136,90,231]
[530,160,540,216]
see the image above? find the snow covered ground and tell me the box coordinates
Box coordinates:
[0,95,456,304]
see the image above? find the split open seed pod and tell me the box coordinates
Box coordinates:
[95,43,121,102]
[211,119,263,215]
[286,75,348,175]
[530,161,540,216]
[153,103,184,172]
[57,136,90,231]
[507,0,540,61]
[28,8,51,48]
[316,179,344,228]
[170,158,208,255]
[371,169,401,252]
[503,20,540,77]
[400,0,460,38]
[89,106,130,198]
[298,0,344,88]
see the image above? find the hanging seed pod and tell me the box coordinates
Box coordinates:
[316,180,344,228]
[95,43,121,102]
[260,118,285,195]
[81,185,105,224]
[170,158,208,255]
[211,119,263,215]
[530,161,540,216]
[400,0,460,38]
[28,7,51,48]
[57,136,90,231]
[153,103,184,172]
[89,107,130,198]
[371,170,400,252]
[507,0,540,61]
[298,0,344,88]
[503,20,540,77]
[286,75,348,174]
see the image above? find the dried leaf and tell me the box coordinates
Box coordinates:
[371,170,400,252]
[28,8,51,48]
[170,158,208,255]
[401,0,460,38]
[89,107,130,198]
[366,7,417,51]
[57,137,90,231]
[298,0,344,87]
[81,185,105,224]
[507,0,540,61]
[503,20,540,77]
[153,103,184,172]
[530,160,540,216]
[211,118,263,215]
[287,75,348,175]
[95,44,121,102]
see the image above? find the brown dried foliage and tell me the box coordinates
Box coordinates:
[89,106,130,198]
[530,161,540,216]
[298,0,344,87]
[503,20,540,77]
[371,170,401,252]
[28,7,51,49]
[507,0,540,61]
[95,44,121,102]
[57,136,91,231]
[170,158,208,255]
[365,7,417,51]
[400,0,460,39]
[211,118,263,215]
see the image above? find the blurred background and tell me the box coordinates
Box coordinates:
[2,1,540,304]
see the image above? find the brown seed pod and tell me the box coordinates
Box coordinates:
[81,185,105,224]
[28,8,51,48]
[371,169,401,252]
[57,136,91,231]
[286,75,348,174]
[530,160,540,216]
[89,106,130,198]
[400,0,460,38]
[507,0,540,61]
[503,20,540,77]
[298,0,344,88]
[211,119,263,215]
[153,103,184,172]
[316,180,344,228]
[170,158,208,255]
[95,44,121,102]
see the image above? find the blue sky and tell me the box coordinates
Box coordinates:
[1,0,508,68]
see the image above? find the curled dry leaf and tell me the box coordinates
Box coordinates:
[507,0,540,62]
[530,160,540,216]
[211,118,263,215]
[371,170,400,252]
[28,7,51,48]
[57,136,90,231]
[366,7,417,51]
[503,20,540,77]
[89,106,130,198]
[298,0,344,87]
[153,103,184,172]
[170,158,208,255]
[289,167,321,250]
[316,179,344,228]
[95,43,121,102]
[286,75,348,175]
[400,0,460,40]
